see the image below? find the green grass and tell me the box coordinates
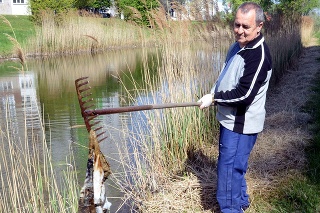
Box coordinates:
[304,70,320,185]
[0,15,35,56]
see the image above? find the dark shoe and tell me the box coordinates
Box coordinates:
[241,204,250,212]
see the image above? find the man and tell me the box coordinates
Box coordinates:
[198,2,272,213]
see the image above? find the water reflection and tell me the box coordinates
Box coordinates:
[0,73,41,139]
[0,44,227,212]
[0,48,158,212]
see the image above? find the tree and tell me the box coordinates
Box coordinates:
[228,0,270,13]
[75,0,111,10]
[93,0,112,9]
[30,0,76,24]
[276,0,320,15]
[115,0,160,26]
[227,0,319,15]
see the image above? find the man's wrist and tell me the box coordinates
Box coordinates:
[211,93,215,102]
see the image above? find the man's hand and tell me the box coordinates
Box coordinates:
[198,94,214,109]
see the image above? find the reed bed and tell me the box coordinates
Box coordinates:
[23,6,233,58]
[25,12,156,57]
[301,16,315,45]
[0,98,79,212]
[264,13,303,86]
[106,17,231,211]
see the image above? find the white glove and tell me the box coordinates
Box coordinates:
[198,94,214,109]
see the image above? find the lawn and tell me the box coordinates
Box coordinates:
[0,15,35,57]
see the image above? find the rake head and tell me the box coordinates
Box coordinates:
[75,77,107,143]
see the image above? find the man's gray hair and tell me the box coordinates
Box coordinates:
[237,2,265,24]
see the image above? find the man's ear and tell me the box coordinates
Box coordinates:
[257,22,263,33]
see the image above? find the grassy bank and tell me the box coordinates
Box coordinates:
[272,20,320,213]
[0,15,35,57]
[270,45,320,212]
[280,31,320,212]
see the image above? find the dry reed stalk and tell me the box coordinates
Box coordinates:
[1,16,26,69]
[0,98,79,212]
[26,13,153,57]
[148,7,168,30]
[301,16,314,45]
[108,29,225,211]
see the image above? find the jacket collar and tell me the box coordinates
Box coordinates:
[242,33,264,50]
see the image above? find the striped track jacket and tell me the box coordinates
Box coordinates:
[211,33,272,134]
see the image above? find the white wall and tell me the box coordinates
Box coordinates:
[12,3,30,15]
[0,0,30,15]
[0,1,12,15]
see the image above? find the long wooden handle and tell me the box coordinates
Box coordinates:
[84,102,205,115]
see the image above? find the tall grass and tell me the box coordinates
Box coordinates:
[24,6,234,58]
[107,20,228,211]
[264,13,303,86]
[25,11,158,57]
[0,98,79,212]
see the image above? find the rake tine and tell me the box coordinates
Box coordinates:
[82,104,95,110]
[80,92,93,99]
[75,76,89,83]
[77,80,89,88]
[79,86,91,94]
[98,136,108,143]
[86,116,97,122]
[81,98,94,105]
[94,126,103,132]
[96,131,105,138]
[90,121,101,127]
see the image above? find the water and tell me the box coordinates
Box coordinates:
[0,48,159,211]
[0,44,227,212]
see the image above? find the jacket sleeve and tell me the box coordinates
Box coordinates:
[214,48,268,107]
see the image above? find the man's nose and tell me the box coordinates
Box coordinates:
[237,26,244,34]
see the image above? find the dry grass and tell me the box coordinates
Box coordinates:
[22,5,233,58]
[246,39,320,211]
[301,16,315,46]
[25,12,154,57]
[108,26,228,211]
[0,98,79,212]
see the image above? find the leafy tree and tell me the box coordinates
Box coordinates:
[93,0,112,9]
[227,0,271,13]
[276,0,320,15]
[227,0,319,15]
[74,0,96,9]
[75,0,111,10]
[115,0,160,26]
[29,0,76,25]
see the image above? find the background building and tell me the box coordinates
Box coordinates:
[0,0,30,15]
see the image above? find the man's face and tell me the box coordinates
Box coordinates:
[234,9,263,48]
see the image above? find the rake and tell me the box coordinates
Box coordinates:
[75,76,204,142]
[75,76,206,211]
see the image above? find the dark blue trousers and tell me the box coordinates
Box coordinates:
[216,125,257,213]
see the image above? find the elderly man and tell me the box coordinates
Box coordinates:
[198,2,272,212]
